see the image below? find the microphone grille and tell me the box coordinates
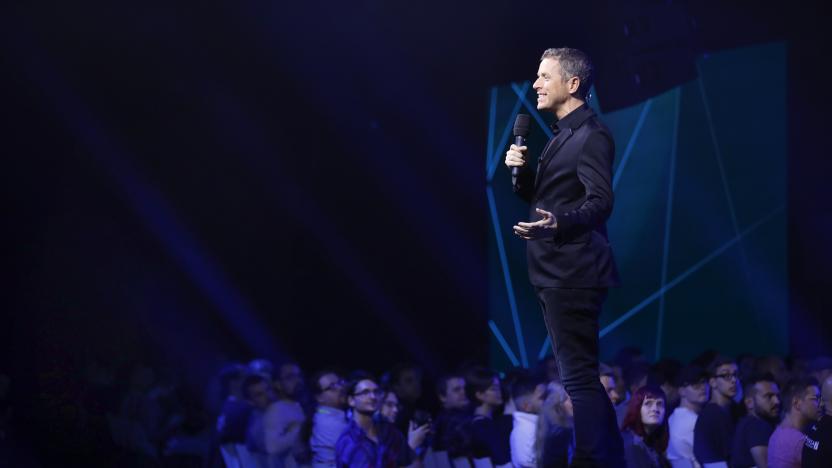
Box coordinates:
[513,114,531,137]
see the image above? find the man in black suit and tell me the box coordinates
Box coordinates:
[505,47,624,468]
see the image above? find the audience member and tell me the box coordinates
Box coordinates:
[802,374,832,467]
[465,367,511,466]
[535,381,573,468]
[249,359,276,380]
[693,356,740,467]
[335,378,414,467]
[620,385,669,468]
[667,365,708,468]
[250,361,307,466]
[389,363,425,434]
[379,388,401,424]
[432,374,471,458]
[215,364,254,445]
[617,362,650,426]
[509,374,546,467]
[650,359,683,412]
[600,363,622,405]
[768,377,820,468]
[310,370,349,468]
[731,373,780,468]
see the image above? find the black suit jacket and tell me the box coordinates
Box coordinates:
[513,104,620,288]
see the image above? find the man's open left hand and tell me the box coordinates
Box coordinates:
[513,208,557,240]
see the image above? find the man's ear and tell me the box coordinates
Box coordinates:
[568,76,581,95]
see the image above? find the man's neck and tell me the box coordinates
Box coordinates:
[555,97,585,121]
[711,392,733,408]
[354,411,376,438]
[680,399,703,414]
[781,411,807,431]
[474,404,493,418]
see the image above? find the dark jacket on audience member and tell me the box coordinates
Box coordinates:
[468,414,511,465]
[802,414,832,468]
[621,430,667,468]
[693,402,736,464]
[539,425,573,468]
[432,408,473,458]
[731,414,775,468]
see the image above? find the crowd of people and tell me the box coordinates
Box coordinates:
[206,351,832,468]
[10,350,832,467]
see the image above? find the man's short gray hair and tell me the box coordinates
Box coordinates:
[541,47,594,100]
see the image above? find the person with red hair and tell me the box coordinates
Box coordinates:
[620,385,671,468]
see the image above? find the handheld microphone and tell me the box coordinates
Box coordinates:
[512,114,531,181]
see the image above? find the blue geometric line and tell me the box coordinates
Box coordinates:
[489,320,521,367]
[696,66,753,292]
[656,88,682,359]
[487,82,530,181]
[487,87,498,169]
[600,205,783,338]
[612,98,653,191]
[697,69,741,237]
[487,186,529,367]
[538,335,552,360]
[510,82,554,140]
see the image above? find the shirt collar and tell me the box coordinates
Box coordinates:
[550,103,594,132]
[317,406,346,417]
[513,411,539,424]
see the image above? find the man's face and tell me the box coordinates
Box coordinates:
[247,381,272,410]
[796,385,821,422]
[641,396,666,428]
[710,363,739,399]
[379,391,400,424]
[600,375,621,405]
[476,377,504,407]
[440,377,469,410]
[533,58,574,113]
[394,369,423,402]
[348,379,382,416]
[316,373,347,409]
[528,383,547,414]
[749,381,781,420]
[279,364,304,399]
[679,380,709,405]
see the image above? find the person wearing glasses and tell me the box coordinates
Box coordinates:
[693,357,741,468]
[310,370,349,468]
[335,378,423,468]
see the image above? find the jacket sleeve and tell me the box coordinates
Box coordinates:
[554,129,615,240]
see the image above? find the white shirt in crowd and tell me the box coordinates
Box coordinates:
[310,406,349,467]
[667,406,701,468]
[510,411,538,468]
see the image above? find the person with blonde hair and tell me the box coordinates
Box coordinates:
[535,382,574,467]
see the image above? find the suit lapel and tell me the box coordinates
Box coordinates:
[535,128,573,188]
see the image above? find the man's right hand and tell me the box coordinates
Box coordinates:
[505,144,528,169]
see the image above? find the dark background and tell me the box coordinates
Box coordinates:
[1,0,831,458]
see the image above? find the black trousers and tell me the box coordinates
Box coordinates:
[537,287,625,468]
